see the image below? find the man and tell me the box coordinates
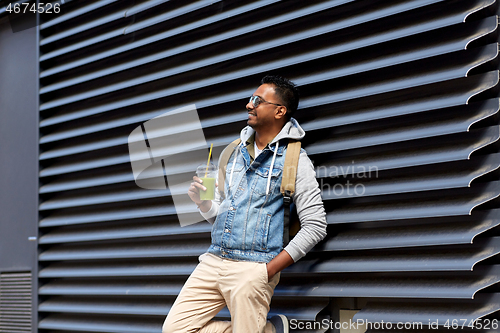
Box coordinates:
[163,75,327,333]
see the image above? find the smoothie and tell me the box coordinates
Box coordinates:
[199,177,216,200]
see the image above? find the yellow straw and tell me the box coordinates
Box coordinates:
[205,143,213,177]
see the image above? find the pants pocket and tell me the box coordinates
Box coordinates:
[261,262,269,284]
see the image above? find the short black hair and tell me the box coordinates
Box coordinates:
[260,75,299,119]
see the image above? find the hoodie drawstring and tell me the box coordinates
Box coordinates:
[266,141,279,195]
[228,143,240,188]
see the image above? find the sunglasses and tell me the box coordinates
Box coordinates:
[248,95,283,108]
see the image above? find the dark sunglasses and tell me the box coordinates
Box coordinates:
[249,95,283,108]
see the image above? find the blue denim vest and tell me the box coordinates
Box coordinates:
[207,141,288,263]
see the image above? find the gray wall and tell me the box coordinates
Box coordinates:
[0,14,38,331]
[1,1,500,332]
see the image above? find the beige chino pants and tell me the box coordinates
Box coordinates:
[163,252,280,333]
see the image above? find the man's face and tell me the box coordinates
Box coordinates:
[246,84,282,130]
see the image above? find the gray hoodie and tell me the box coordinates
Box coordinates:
[201,118,327,262]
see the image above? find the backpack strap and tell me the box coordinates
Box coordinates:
[280,139,301,247]
[218,138,241,198]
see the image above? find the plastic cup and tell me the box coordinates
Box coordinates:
[196,163,217,201]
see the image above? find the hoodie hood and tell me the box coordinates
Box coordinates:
[239,117,305,145]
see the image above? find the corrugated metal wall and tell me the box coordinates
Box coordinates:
[36,0,500,332]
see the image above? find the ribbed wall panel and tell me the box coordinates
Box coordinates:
[37,0,500,331]
[0,272,33,333]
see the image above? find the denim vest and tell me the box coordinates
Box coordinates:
[207,141,288,263]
